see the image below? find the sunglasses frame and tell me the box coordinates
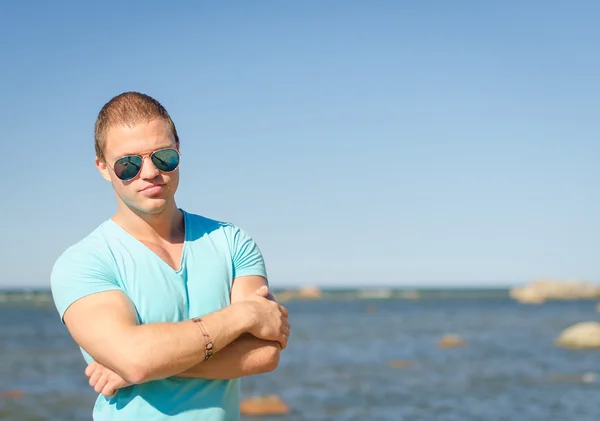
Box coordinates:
[110,147,181,181]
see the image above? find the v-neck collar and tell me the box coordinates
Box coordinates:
[105,209,189,275]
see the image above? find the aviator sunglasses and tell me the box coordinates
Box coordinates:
[112,148,181,181]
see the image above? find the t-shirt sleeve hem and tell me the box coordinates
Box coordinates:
[57,286,124,323]
[233,268,268,280]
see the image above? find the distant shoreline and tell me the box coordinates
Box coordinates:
[0,287,515,304]
[0,285,514,294]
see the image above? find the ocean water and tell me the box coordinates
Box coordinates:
[1,291,600,421]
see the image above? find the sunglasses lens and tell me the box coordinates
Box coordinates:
[151,149,180,172]
[114,155,143,181]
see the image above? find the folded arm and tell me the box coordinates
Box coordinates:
[176,333,280,379]
[65,291,253,384]
[87,330,281,397]
[176,275,284,379]
[86,276,287,396]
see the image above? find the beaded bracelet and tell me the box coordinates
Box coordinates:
[192,317,214,360]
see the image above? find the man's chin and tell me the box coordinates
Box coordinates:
[143,201,170,215]
[130,197,171,215]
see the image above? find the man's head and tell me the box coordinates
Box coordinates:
[95,92,181,215]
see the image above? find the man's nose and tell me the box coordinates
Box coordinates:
[139,156,160,179]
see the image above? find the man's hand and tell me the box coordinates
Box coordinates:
[241,286,290,349]
[85,360,132,398]
[174,279,288,381]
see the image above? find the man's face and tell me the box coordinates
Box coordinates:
[96,118,180,215]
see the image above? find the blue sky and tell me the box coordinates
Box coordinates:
[1,1,598,289]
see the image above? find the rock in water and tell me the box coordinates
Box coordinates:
[0,390,23,398]
[240,395,290,415]
[555,322,600,349]
[297,286,322,299]
[388,359,413,369]
[438,334,466,348]
[510,279,600,304]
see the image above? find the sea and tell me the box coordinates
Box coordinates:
[1,288,600,421]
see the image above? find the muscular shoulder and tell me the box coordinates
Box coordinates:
[183,210,245,244]
[52,222,115,272]
[182,210,267,280]
[50,222,120,320]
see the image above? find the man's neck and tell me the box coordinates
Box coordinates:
[112,203,184,243]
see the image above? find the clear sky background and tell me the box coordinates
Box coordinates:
[1,1,598,289]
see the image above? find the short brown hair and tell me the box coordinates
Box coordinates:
[94,92,180,162]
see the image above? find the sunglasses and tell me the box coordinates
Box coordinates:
[112,148,180,181]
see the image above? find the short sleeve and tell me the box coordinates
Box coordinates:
[50,245,121,322]
[226,225,268,281]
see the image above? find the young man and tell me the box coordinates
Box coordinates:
[50,92,290,421]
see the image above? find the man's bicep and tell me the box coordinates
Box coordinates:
[63,290,139,363]
[230,275,275,303]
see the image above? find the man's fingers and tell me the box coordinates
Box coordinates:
[282,317,291,330]
[254,285,269,297]
[279,304,288,318]
[85,361,97,377]
[94,376,108,394]
[278,334,288,350]
[102,383,117,398]
[281,325,290,337]
[89,369,102,387]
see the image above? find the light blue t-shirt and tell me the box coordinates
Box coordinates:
[50,210,268,421]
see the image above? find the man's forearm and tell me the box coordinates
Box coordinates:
[85,334,281,397]
[175,334,281,380]
[112,303,251,383]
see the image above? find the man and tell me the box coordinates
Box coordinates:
[50,91,290,421]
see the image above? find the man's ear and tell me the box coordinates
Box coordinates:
[95,157,112,182]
